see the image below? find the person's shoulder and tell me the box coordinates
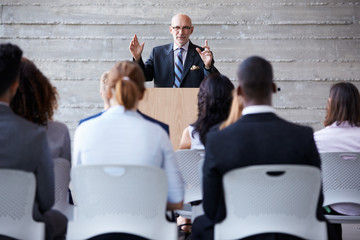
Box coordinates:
[138,111,169,134]
[79,111,104,125]
[153,43,172,51]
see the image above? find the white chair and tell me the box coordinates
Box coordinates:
[53,157,74,220]
[0,169,45,240]
[320,152,360,224]
[67,165,177,240]
[175,149,205,220]
[214,165,328,240]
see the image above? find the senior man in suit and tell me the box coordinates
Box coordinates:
[129,13,219,87]
[0,43,67,240]
[192,56,340,240]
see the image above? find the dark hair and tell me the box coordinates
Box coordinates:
[237,56,273,100]
[108,61,145,110]
[0,43,23,96]
[10,58,58,125]
[324,82,360,127]
[192,73,234,145]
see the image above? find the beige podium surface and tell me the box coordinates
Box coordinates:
[138,88,199,150]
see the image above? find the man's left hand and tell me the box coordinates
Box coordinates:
[196,40,213,69]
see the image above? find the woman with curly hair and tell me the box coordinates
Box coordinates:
[10,57,71,161]
[179,73,234,149]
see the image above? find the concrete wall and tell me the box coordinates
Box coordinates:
[1,0,359,140]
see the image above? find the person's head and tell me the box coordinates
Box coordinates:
[0,43,23,102]
[324,82,360,127]
[169,13,194,47]
[237,56,276,107]
[192,73,234,145]
[10,58,58,125]
[99,71,110,110]
[106,61,145,110]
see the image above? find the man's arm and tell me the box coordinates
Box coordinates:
[35,130,55,213]
[196,40,219,77]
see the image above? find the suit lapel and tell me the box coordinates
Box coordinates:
[180,41,196,85]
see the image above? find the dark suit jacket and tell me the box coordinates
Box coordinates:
[202,112,324,238]
[79,109,170,135]
[0,104,54,220]
[138,41,219,87]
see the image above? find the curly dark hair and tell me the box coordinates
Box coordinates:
[10,58,58,126]
[192,73,234,145]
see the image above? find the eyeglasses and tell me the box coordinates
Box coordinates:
[171,26,192,31]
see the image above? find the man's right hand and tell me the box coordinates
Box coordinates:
[129,34,145,62]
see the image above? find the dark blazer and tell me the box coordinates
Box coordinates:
[138,41,219,87]
[79,109,170,135]
[0,104,54,220]
[201,112,325,239]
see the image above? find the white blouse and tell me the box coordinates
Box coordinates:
[73,105,184,204]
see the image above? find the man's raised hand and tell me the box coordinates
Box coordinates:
[129,34,145,62]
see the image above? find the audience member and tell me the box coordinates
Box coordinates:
[178,73,234,150]
[10,57,71,161]
[314,82,360,216]
[73,60,184,208]
[0,43,67,240]
[79,71,170,135]
[192,56,340,240]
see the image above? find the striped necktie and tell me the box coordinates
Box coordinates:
[173,48,184,88]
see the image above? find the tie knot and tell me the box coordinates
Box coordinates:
[178,48,184,53]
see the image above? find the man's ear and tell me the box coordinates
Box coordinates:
[272,83,277,93]
[237,85,244,97]
[106,87,112,100]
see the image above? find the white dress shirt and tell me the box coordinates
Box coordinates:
[242,105,276,116]
[314,121,360,215]
[73,105,184,203]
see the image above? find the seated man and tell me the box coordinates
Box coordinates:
[192,56,340,240]
[0,43,67,240]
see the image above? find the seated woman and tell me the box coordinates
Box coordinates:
[178,74,234,150]
[73,61,184,211]
[177,74,233,235]
[10,57,71,161]
[314,82,360,216]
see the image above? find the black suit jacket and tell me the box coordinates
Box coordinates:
[138,41,219,87]
[202,112,324,225]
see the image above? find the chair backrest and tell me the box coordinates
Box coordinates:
[53,157,73,219]
[214,165,327,240]
[320,152,360,206]
[67,165,177,240]
[175,149,204,203]
[0,169,45,240]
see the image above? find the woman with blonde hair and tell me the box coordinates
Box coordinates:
[73,60,184,210]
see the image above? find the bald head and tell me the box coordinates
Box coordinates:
[171,14,192,26]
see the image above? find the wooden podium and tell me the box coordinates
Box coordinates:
[138,88,199,150]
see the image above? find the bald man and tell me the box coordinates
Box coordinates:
[129,13,219,87]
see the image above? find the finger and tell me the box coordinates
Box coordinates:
[141,42,145,50]
[196,47,202,55]
[205,40,208,47]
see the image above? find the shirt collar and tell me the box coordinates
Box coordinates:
[242,105,276,116]
[173,41,189,52]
